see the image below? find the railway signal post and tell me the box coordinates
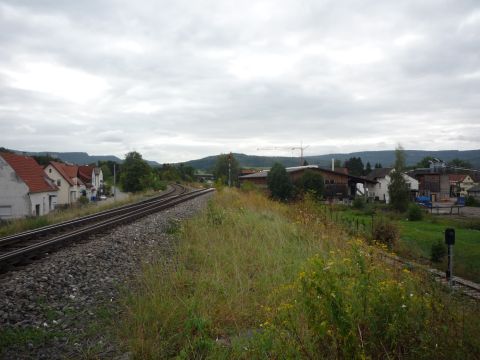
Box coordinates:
[445,228,455,286]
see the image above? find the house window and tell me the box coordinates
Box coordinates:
[0,206,12,218]
[49,168,52,173]
[57,179,61,186]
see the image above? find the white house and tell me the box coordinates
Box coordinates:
[44,161,86,205]
[0,153,58,219]
[78,165,104,200]
[364,168,419,203]
[448,174,476,197]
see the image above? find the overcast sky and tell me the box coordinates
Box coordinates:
[1,0,479,163]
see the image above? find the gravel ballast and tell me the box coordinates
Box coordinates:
[0,192,212,359]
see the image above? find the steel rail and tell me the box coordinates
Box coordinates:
[378,251,480,300]
[0,187,214,270]
[0,184,184,248]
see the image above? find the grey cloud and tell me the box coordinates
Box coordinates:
[0,0,479,162]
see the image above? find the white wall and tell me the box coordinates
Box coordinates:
[366,171,418,204]
[29,192,58,216]
[45,164,71,205]
[0,157,30,219]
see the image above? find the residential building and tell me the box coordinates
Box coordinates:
[365,168,418,203]
[78,165,104,200]
[448,174,475,197]
[44,161,86,205]
[0,153,58,219]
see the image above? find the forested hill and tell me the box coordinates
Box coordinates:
[6,150,160,166]
[182,150,480,171]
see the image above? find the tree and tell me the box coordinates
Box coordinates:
[374,162,383,169]
[31,153,60,166]
[0,147,13,153]
[448,158,472,169]
[388,147,410,212]
[416,156,436,168]
[213,153,240,186]
[267,163,293,201]
[365,162,372,175]
[98,160,119,182]
[177,164,196,181]
[303,159,309,166]
[297,170,324,200]
[119,151,152,192]
[344,157,364,176]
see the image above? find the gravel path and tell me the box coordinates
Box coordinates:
[0,193,212,359]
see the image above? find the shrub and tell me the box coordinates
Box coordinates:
[372,216,399,249]
[431,241,447,263]
[352,197,365,210]
[407,203,423,221]
[466,196,479,207]
[245,243,480,359]
[78,196,89,205]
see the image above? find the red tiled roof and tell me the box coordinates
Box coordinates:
[78,165,93,182]
[449,174,467,183]
[49,161,77,186]
[0,153,57,193]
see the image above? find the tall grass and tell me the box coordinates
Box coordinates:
[0,190,158,237]
[118,189,480,359]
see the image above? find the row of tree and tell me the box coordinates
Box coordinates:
[118,152,197,192]
[340,155,473,177]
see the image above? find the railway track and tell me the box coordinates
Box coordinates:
[378,251,480,300]
[0,185,214,271]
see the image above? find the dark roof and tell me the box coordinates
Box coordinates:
[365,168,392,181]
[1,153,57,193]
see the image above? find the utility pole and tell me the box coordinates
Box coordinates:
[113,163,116,201]
[228,153,232,187]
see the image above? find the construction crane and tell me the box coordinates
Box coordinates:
[257,144,310,166]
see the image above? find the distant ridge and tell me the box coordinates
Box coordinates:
[7,150,160,166]
[181,150,480,170]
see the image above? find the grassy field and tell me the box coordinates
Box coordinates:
[117,189,480,359]
[331,206,480,282]
[0,189,161,238]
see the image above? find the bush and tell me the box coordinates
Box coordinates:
[78,196,89,205]
[242,242,480,359]
[431,241,447,263]
[372,216,399,249]
[352,197,366,210]
[407,203,423,221]
[466,196,479,207]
